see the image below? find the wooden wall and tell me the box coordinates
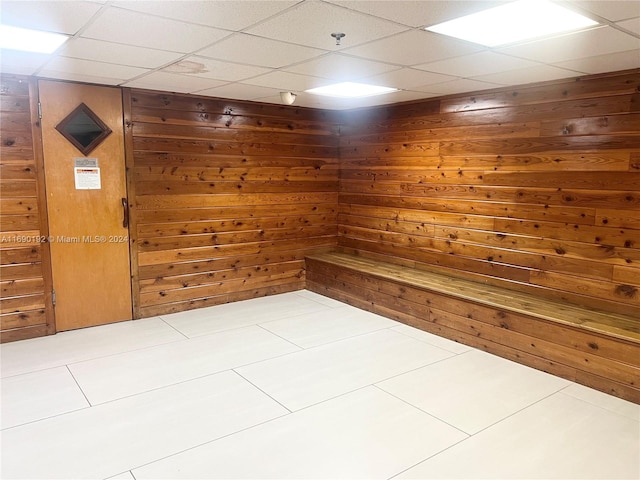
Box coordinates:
[2,69,638,341]
[124,90,340,318]
[0,75,54,342]
[338,69,640,317]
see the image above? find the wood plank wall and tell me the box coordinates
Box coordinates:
[125,90,340,318]
[2,69,637,341]
[338,69,640,317]
[0,75,53,342]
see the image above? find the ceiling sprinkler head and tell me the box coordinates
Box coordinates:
[331,32,346,46]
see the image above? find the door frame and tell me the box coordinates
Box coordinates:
[122,88,141,320]
[29,78,56,335]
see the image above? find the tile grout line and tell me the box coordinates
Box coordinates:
[258,321,402,350]
[1,335,187,380]
[156,305,336,339]
[157,316,190,340]
[255,323,306,349]
[71,346,304,408]
[232,369,293,414]
[51,318,313,383]
[294,290,348,309]
[555,388,640,423]
[368,348,472,388]
[380,386,576,477]
[388,326,473,355]
[371,384,470,437]
[2,368,95,432]
[65,364,93,407]
[0,402,93,432]
[126,407,290,477]
[123,372,295,476]
[461,387,573,438]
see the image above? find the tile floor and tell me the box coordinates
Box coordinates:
[1,290,638,479]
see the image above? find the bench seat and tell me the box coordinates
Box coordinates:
[305,251,640,403]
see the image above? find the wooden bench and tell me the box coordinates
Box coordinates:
[305,251,640,404]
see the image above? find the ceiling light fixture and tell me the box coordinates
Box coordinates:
[425,0,598,47]
[280,91,297,105]
[0,24,69,54]
[306,82,398,98]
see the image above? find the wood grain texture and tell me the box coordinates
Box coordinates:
[126,88,339,317]
[2,68,638,348]
[306,252,640,403]
[0,75,52,343]
[338,69,640,314]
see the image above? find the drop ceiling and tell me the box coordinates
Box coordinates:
[1,0,638,110]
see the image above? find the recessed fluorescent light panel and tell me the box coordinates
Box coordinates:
[0,25,69,54]
[425,0,598,47]
[306,82,398,98]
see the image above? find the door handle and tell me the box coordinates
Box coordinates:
[121,198,129,228]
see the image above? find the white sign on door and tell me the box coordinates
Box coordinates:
[74,157,101,190]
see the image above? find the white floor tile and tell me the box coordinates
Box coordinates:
[395,392,640,479]
[133,386,468,479]
[260,305,399,348]
[3,293,637,480]
[160,292,331,338]
[391,324,473,354]
[1,366,89,429]
[236,329,455,411]
[105,472,134,480]
[561,383,640,421]
[378,349,569,434]
[69,325,300,404]
[0,318,184,378]
[295,289,348,308]
[0,371,288,480]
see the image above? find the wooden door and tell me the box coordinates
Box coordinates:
[38,80,132,331]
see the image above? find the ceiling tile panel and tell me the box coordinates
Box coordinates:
[244,71,330,91]
[343,30,484,66]
[415,51,540,78]
[359,68,456,90]
[497,26,640,64]
[162,56,270,82]
[616,17,640,35]
[570,1,640,21]
[245,1,408,50]
[122,71,227,93]
[554,49,640,74]
[283,53,399,80]
[37,61,148,86]
[297,88,435,109]
[39,57,150,81]
[60,38,183,69]
[326,1,508,28]
[81,7,232,53]
[112,1,298,30]
[194,83,283,101]
[198,34,326,68]
[413,78,502,95]
[472,64,583,85]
